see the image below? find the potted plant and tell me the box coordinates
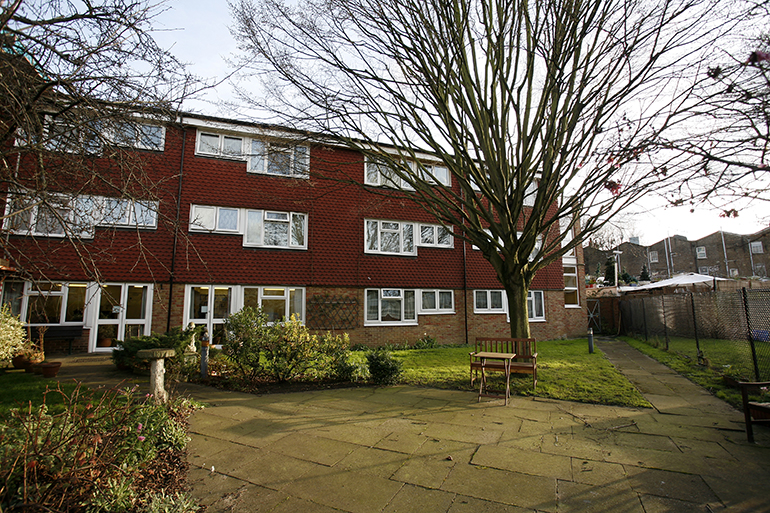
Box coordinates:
[1,305,27,369]
[40,361,62,378]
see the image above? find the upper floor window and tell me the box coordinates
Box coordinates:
[365,158,450,188]
[649,250,659,263]
[365,219,416,256]
[696,246,707,259]
[4,192,157,238]
[417,164,450,186]
[418,224,453,248]
[751,241,764,254]
[189,205,308,250]
[197,131,244,159]
[112,122,165,151]
[245,210,307,249]
[248,140,309,178]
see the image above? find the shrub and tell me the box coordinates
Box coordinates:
[0,304,26,361]
[0,384,199,512]
[319,332,359,381]
[414,334,438,349]
[221,306,270,381]
[367,349,403,385]
[112,326,200,379]
[262,315,324,381]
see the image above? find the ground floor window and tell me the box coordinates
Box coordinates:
[184,284,306,343]
[564,265,579,307]
[94,284,152,349]
[365,288,417,325]
[418,290,454,314]
[474,289,546,321]
[0,281,88,325]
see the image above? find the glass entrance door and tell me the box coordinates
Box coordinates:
[93,284,152,351]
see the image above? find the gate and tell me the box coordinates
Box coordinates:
[587,298,601,334]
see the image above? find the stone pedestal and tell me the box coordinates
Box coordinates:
[136,348,176,403]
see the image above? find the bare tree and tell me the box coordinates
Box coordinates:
[0,0,195,282]
[657,27,770,218]
[230,0,746,337]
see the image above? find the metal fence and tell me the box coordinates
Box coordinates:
[619,289,770,381]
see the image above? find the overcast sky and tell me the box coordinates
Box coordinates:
[152,0,769,246]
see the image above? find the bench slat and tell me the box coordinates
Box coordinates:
[471,337,537,389]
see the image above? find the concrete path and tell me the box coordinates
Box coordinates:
[46,340,770,511]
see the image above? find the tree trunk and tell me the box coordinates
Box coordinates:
[505,282,531,339]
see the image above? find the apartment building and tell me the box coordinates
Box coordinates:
[1,114,586,353]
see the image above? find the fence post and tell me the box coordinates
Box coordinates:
[641,298,648,342]
[661,295,670,351]
[742,287,761,381]
[690,292,704,365]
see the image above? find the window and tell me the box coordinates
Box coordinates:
[649,250,659,263]
[196,131,244,159]
[1,281,24,317]
[112,122,165,151]
[24,282,87,324]
[189,205,240,232]
[365,289,417,325]
[730,268,740,277]
[248,140,310,178]
[243,286,304,323]
[527,290,545,321]
[365,158,412,189]
[45,117,101,154]
[418,224,453,248]
[564,266,579,307]
[560,218,575,258]
[365,220,416,255]
[186,285,233,345]
[418,164,450,186]
[751,241,764,254]
[3,192,157,237]
[474,290,506,313]
[696,246,707,259]
[474,289,546,321]
[244,210,307,249]
[419,290,454,314]
[699,266,710,275]
[522,180,538,207]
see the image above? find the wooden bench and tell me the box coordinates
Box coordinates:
[470,337,537,389]
[739,381,770,443]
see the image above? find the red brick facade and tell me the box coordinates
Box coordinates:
[1,115,587,352]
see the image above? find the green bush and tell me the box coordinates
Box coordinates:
[262,315,325,381]
[221,306,270,381]
[112,326,200,379]
[367,349,403,385]
[319,332,360,381]
[0,304,26,361]
[414,334,438,349]
[0,384,199,512]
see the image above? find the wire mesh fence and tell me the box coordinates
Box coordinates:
[620,289,770,381]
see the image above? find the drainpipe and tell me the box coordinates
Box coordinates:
[748,237,756,276]
[664,237,671,278]
[167,124,186,332]
[721,230,729,278]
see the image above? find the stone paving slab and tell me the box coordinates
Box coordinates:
[44,340,770,512]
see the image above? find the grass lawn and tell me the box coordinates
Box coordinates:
[0,370,79,417]
[620,336,746,409]
[360,339,651,408]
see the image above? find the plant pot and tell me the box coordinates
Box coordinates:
[24,358,43,373]
[12,355,29,369]
[40,361,62,378]
[30,362,44,375]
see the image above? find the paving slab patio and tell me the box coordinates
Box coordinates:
[45,339,770,511]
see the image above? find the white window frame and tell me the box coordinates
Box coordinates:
[22,282,89,325]
[365,219,416,256]
[522,180,538,207]
[365,288,417,326]
[564,265,580,308]
[183,284,234,346]
[111,122,165,151]
[248,139,310,178]
[418,224,453,248]
[417,163,451,186]
[699,266,710,275]
[44,116,102,154]
[244,210,308,249]
[696,246,707,259]
[189,205,241,233]
[418,290,454,314]
[241,286,305,323]
[649,250,659,263]
[750,241,764,254]
[196,131,244,159]
[473,290,506,314]
[474,289,546,321]
[365,157,414,189]
[3,192,157,238]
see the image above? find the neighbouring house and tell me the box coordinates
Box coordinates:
[1,113,586,353]
[585,228,770,284]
